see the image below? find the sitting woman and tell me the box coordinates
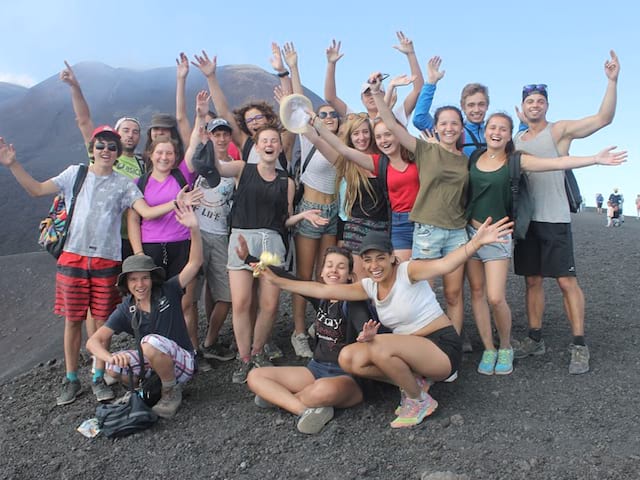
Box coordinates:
[242,238,370,434]
[258,217,513,429]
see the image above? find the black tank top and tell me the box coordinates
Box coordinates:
[231,163,289,232]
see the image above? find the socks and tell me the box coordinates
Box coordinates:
[572,336,586,346]
[66,371,78,382]
[528,328,542,343]
[161,379,177,390]
[92,368,105,383]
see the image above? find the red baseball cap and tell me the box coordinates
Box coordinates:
[91,125,121,140]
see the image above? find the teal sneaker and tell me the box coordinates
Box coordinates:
[494,348,514,375]
[477,349,498,375]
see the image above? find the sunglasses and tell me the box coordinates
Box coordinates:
[245,114,266,124]
[522,84,548,99]
[95,142,118,152]
[345,112,369,121]
[317,111,339,119]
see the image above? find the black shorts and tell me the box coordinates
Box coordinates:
[336,218,345,242]
[513,221,576,278]
[425,325,462,377]
[143,240,190,278]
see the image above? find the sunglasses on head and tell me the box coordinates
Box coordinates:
[95,142,118,152]
[317,111,339,119]
[245,114,266,124]
[345,112,369,121]
[522,84,548,99]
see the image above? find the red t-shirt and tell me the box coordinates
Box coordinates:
[228,142,240,160]
[372,156,419,213]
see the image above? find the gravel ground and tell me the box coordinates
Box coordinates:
[1,210,639,480]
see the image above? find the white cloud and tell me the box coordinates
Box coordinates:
[0,72,36,87]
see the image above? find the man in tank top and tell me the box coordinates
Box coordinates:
[512,51,620,375]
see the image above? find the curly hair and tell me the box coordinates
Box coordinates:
[233,101,280,136]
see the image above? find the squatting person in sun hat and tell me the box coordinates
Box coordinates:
[511,50,620,374]
[0,127,201,406]
[87,202,202,419]
[258,218,514,428]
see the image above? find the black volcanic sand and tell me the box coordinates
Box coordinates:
[1,211,639,480]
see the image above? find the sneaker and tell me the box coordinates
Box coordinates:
[291,332,313,358]
[196,352,214,373]
[232,360,253,384]
[103,373,119,386]
[307,323,316,338]
[494,348,514,375]
[477,350,498,375]
[297,406,334,434]
[251,352,274,368]
[254,394,276,409]
[395,377,434,414]
[91,378,115,402]
[513,337,546,359]
[200,342,235,362]
[56,378,82,406]
[443,371,458,383]
[151,385,182,419]
[263,342,284,361]
[569,344,590,375]
[390,394,437,429]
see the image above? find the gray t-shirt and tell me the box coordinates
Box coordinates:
[52,165,143,261]
[514,123,570,223]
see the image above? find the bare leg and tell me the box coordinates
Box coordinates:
[525,275,545,330]
[484,259,512,349]
[252,276,281,355]
[443,265,465,334]
[467,259,493,351]
[203,301,231,348]
[292,235,320,335]
[248,366,316,415]
[63,319,83,374]
[557,277,585,336]
[181,278,199,350]
[229,270,254,360]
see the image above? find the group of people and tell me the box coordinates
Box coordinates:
[596,189,637,227]
[0,36,626,431]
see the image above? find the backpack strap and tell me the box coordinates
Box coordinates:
[463,125,486,149]
[137,168,188,195]
[376,154,392,232]
[134,154,146,175]
[301,146,316,176]
[508,152,523,219]
[67,164,88,223]
[241,137,254,162]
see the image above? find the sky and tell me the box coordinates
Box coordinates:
[1,0,638,206]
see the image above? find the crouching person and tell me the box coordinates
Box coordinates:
[87,202,202,419]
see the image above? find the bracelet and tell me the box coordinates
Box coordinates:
[277,70,290,77]
[134,251,144,255]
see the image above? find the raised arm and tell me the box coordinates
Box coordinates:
[175,204,203,288]
[520,146,627,172]
[407,217,513,282]
[368,73,417,153]
[0,139,59,197]
[60,61,94,144]
[175,52,192,146]
[392,31,424,117]
[553,50,620,152]
[192,51,248,150]
[183,90,210,172]
[323,39,348,117]
[270,42,293,95]
[283,42,303,95]
[412,56,445,131]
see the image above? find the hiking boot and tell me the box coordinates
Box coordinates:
[91,378,115,402]
[200,342,235,362]
[152,385,182,419]
[513,337,546,359]
[390,393,437,429]
[232,360,253,384]
[477,350,498,375]
[263,342,283,361]
[254,395,276,409]
[56,378,82,406]
[291,332,313,358]
[251,352,274,368]
[297,406,334,434]
[569,344,590,375]
[494,348,514,375]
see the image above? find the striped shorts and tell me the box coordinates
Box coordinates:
[106,334,195,383]
[55,251,122,322]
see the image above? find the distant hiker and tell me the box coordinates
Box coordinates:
[595,193,604,214]
[87,202,202,419]
[0,128,200,406]
[512,50,620,374]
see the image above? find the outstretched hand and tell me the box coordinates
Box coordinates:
[273,85,292,105]
[174,202,198,229]
[283,42,298,69]
[0,137,17,167]
[59,60,79,87]
[192,51,217,77]
[594,146,627,166]
[301,209,329,227]
[326,39,344,64]
[604,50,620,81]
[393,31,415,55]
[366,72,384,95]
[270,42,286,73]
[471,216,514,248]
[177,185,203,207]
[195,90,210,116]
[357,320,380,343]
[388,74,416,89]
[176,52,189,79]
[419,129,439,144]
[426,56,445,84]
[234,233,249,261]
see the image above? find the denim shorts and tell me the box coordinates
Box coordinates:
[466,225,512,262]
[294,198,338,239]
[412,223,468,259]
[227,228,286,271]
[391,211,414,251]
[306,359,351,379]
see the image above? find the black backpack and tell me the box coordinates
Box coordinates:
[564,169,582,213]
[469,149,533,240]
[136,168,188,194]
